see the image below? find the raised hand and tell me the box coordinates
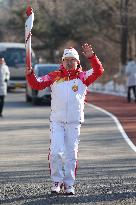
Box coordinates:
[82,43,94,58]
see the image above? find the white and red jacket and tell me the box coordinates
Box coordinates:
[27,54,104,123]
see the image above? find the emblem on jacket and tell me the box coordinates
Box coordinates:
[72,84,78,92]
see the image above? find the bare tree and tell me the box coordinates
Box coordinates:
[120,0,129,67]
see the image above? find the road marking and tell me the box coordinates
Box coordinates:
[86,103,136,153]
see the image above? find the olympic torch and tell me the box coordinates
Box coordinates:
[25,6,34,74]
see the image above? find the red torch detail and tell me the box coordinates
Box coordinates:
[26,6,33,17]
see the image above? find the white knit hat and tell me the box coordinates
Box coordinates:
[62,48,79,61]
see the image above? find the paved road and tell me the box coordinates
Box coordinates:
[0,90,136,205]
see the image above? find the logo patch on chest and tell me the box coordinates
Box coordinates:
[72,84,78,92]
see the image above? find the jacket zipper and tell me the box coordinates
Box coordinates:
[66,73,70,123]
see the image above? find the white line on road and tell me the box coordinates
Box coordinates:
[86,103,136,153]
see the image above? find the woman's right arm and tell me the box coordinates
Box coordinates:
[26,67,52,90]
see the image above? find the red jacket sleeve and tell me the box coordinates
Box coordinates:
[26,70,53,90]
[83,54,104,86]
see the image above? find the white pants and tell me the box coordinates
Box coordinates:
[49,122,81,186]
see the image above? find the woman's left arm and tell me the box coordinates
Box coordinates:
[82,43,104,86]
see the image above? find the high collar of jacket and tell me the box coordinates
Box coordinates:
[59,64,82,77]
